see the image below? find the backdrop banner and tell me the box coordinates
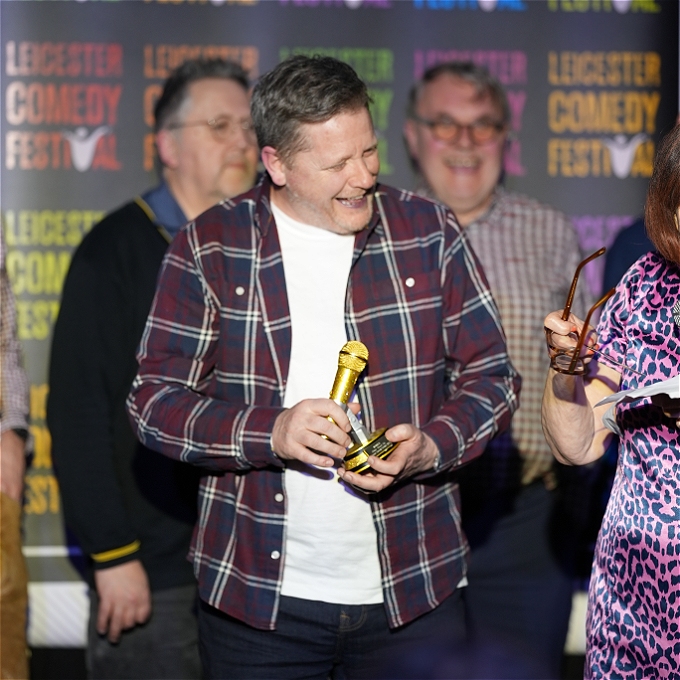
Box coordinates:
[1,0,677,647]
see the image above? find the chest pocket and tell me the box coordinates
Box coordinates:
[371,270,442,306]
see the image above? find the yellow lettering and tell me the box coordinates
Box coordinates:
[25,474,60,515]
[548,51,661,87]
[30,384,49,421]
[548,138,613,177]
[3,210,102,247]
[30,426,52,469]
[15,300,60,341]
[367,88,393,131]
[630,139,655,176]
[548,90,658,135]
[6,250,72,296]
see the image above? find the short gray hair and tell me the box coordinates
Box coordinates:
[251,55,372,162]
[407,61,510,126]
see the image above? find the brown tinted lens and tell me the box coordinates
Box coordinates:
[471,122,499,144]
[431,120,460,142]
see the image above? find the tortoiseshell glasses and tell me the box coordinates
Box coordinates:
[545,248,615,376]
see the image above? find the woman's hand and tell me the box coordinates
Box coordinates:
[544,310,598,371]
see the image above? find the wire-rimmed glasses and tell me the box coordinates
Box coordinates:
[545,248,615,376]
[166,116,256,143]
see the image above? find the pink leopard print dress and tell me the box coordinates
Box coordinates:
[588,252,680,679]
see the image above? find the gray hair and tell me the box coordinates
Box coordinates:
[154,58,250,133]
[251,55,372,162]
[407,61,510,126]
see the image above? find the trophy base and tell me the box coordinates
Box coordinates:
[343,428,399,475]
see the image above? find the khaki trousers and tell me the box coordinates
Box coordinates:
[1,492,29,679]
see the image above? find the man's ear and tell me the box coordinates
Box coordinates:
[261,146,287,187]
[403,119,419,158]
[155,129,179,170]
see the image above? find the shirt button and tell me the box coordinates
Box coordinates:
[405,277,415,288]
[270,550,281,560]
[235,285,245,296]
[274,493,284,502]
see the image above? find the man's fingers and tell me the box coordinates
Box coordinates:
[135,597,151,625]
[96,599,112,636]
[338,467,392,492]
[106,605,124,643]
[293,443,336,467]
[272,399,352,463]
[315,417,351,448]
[365,453,403,476]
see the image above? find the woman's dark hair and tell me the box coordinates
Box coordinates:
[251,55,371,162]
[154,58,249,133]
[646,124,680,265]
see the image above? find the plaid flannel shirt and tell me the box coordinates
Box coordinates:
[1,228,29,435]
[127,177,520,630]
[464,189,589,486]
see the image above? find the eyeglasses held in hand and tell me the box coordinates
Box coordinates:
[166,116,256,143]
[411,114,505,145]
[546,247,618,376]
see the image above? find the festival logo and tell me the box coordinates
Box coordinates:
[4,41,123,171]
[601,133,648,178]
[547,0,660,12]
[278,0,390,6]
[61,126,111,172]
[547,50,660,178]
[413,0,526,10]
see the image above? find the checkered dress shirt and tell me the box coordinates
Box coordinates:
[0,229,29,434]
[464,189,589,485]
[127,177,520,630]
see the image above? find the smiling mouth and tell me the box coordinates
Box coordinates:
[336,195,369,208]
[444,158,480,170]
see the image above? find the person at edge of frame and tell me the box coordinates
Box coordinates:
[126,54,521,680]
[1,225,31,680]
[542,121,680,679]
[404,61,593,679]
[46,58,258,680]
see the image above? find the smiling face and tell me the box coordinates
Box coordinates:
[262,108,379,235]
[158,77,258,219]
[404,74,507,226]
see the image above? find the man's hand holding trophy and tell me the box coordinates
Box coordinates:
[328,340,399,475]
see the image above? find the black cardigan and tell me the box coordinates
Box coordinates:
[47,201,199,590]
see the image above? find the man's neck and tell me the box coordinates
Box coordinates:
[163,171,214,222]
[455,197,495,228]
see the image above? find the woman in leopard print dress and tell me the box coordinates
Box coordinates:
[543,124,680,679]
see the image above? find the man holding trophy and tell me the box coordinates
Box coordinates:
[127,55,520,678]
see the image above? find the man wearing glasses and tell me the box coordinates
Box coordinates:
[404,62,589,679]
[47,58,258,679]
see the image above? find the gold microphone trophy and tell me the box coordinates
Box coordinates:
[329,341,398,475]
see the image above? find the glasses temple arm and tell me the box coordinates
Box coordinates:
[567,287,616,374]
[561,247,607,321]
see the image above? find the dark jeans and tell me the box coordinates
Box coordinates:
[88,583,201,680]
[198,591,466,680]
[463,482,574,680]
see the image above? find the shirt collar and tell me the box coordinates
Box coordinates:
[253,173,382,243]
[413,175,503,228]
[140,181,188,240]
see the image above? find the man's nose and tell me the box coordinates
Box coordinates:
[351,158,377,189]
[452,125,476,149]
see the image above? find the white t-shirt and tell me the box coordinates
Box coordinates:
[272,202,383,605]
